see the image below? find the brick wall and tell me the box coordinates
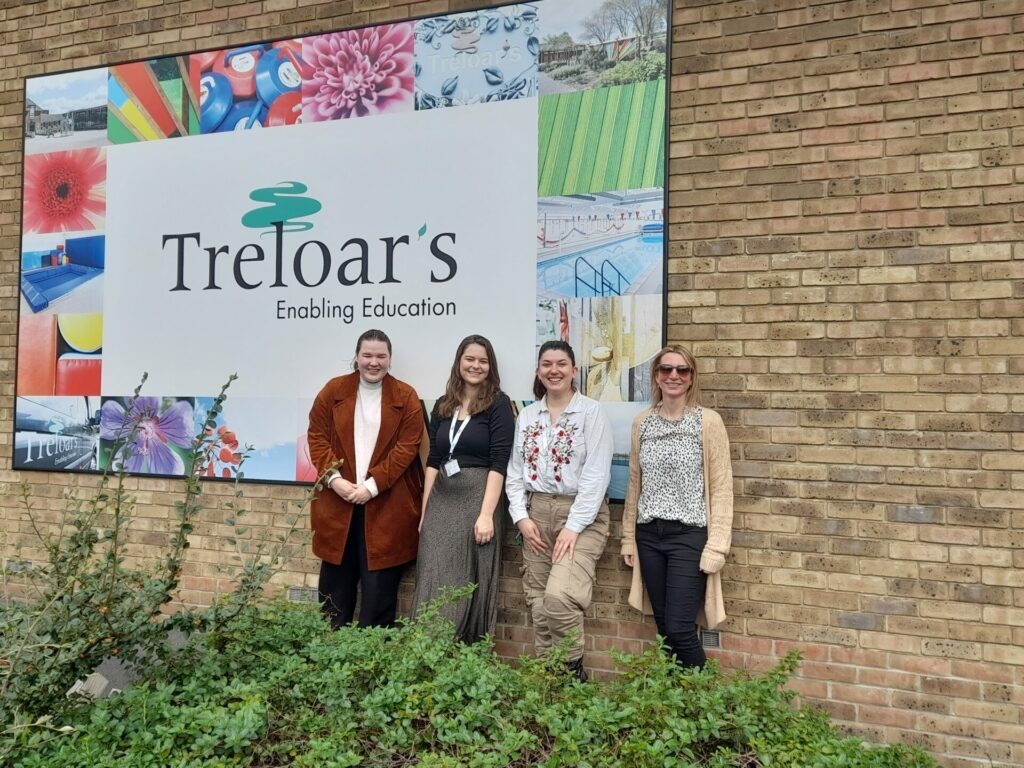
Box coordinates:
[666,3,1024,765]
[1,1,1022,766]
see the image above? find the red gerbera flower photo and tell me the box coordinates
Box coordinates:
[23,148,106,234]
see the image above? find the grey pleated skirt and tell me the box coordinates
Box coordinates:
[411,466,504,643]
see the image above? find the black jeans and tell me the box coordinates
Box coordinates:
[318,505,406,629]
[635,519,708,668]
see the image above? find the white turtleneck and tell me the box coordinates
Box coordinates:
[354,378,382,497]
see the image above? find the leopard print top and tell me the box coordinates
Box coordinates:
[636,405,707,526]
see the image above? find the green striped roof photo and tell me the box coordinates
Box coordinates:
[538,79,666,197]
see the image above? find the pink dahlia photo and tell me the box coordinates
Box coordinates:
[23,148,106,234]
[302,23,415,122]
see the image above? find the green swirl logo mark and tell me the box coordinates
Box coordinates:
[242,181,322,234]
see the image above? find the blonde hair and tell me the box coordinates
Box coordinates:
[650,345,701,410]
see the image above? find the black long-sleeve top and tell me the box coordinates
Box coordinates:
[426,393,515,474]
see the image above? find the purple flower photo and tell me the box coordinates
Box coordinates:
[99,396,195,476]
[301,23,415,122]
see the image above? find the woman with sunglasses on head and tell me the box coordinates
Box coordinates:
[411,334,515,642]
[620,345,734,669]
[506,340,613,681]
[307,328,424,629]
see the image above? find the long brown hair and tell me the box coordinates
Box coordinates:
[437,335,502,417]
[650,345,701,410]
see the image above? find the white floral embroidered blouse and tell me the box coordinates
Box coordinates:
[505,392,613,533]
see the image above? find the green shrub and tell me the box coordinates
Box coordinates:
[582,45,610,72]
[549,63,587,81]
[598,51,667,87]
[1,592,937,767]
[0,375,307,736]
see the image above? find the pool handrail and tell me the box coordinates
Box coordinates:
[574,254,627,298]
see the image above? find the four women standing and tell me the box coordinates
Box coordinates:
[309,333,733,673]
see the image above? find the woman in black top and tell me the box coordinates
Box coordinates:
[411,334,515,641]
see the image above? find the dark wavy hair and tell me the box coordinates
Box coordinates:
[533,340,576,400]
[351,328,392,371]
[436,335,502,417]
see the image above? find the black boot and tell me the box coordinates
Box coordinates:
[566,657,588,683]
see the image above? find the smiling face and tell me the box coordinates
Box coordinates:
[536,348,577,398]
[355,340,391,383]
[655,351,693,401]
[459,343,491,388]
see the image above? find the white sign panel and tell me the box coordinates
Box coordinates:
[104,100,538,399]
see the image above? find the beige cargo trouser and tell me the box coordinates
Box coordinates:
[521,493,610,662]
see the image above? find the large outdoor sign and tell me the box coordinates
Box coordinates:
[16,0,669,494]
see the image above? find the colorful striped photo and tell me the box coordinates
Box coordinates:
[538,79,665,197]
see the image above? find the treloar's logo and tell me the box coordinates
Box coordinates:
[163,181,457,291]
[241,181,321,235]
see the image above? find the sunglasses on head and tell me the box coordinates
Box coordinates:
[657,364,692,376]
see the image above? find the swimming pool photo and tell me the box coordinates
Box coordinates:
[536,188,664,299]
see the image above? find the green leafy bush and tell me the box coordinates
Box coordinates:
[598,51,667,87]
[549,63,588,81]
[0,375,307,733]
[2,592,936,768]
[582,45,610,72]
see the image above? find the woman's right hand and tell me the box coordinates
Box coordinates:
[474,514,494,545]
[622,554,634,568]
[516,518,548,555]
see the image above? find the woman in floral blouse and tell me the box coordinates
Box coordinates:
[506,340,613,681]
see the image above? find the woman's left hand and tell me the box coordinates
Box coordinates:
[474,514,494,545]
[552,528,579,564]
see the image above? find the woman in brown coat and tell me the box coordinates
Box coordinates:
[308,329,424,628]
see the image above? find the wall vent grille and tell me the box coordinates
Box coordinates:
[701,630,722,649]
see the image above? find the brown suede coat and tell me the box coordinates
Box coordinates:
[308,372,424,570]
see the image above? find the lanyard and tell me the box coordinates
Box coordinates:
[447,408,471,458]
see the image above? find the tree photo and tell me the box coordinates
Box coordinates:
[538,0,667,94]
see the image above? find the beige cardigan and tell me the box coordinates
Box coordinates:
[620,406,734,630]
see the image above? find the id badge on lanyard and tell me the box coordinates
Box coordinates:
[444,408,471,477]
